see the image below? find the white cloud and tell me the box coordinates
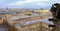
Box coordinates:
[8,0,49,6]
[25,0,49,3]
[36,2,52,6]
[54,0,60,3]
[8,0,60,7]
[9,1,23,6]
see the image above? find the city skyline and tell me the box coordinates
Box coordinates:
[0,0,60,9]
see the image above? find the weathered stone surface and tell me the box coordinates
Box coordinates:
[50,3,60,31]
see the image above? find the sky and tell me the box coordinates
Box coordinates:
[0,0,60,9]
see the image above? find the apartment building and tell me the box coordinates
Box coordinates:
[0,10,53,31]
[6,12,53,31]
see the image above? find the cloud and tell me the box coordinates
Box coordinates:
[54,0,60,3]
[7,0,56,9]
[8,1,23,6]
[8,0,49,6]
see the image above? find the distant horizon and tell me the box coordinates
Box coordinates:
[0,7,50,10]
[0,0,60,9]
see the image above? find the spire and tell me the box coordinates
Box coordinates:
[6,7,8,10]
